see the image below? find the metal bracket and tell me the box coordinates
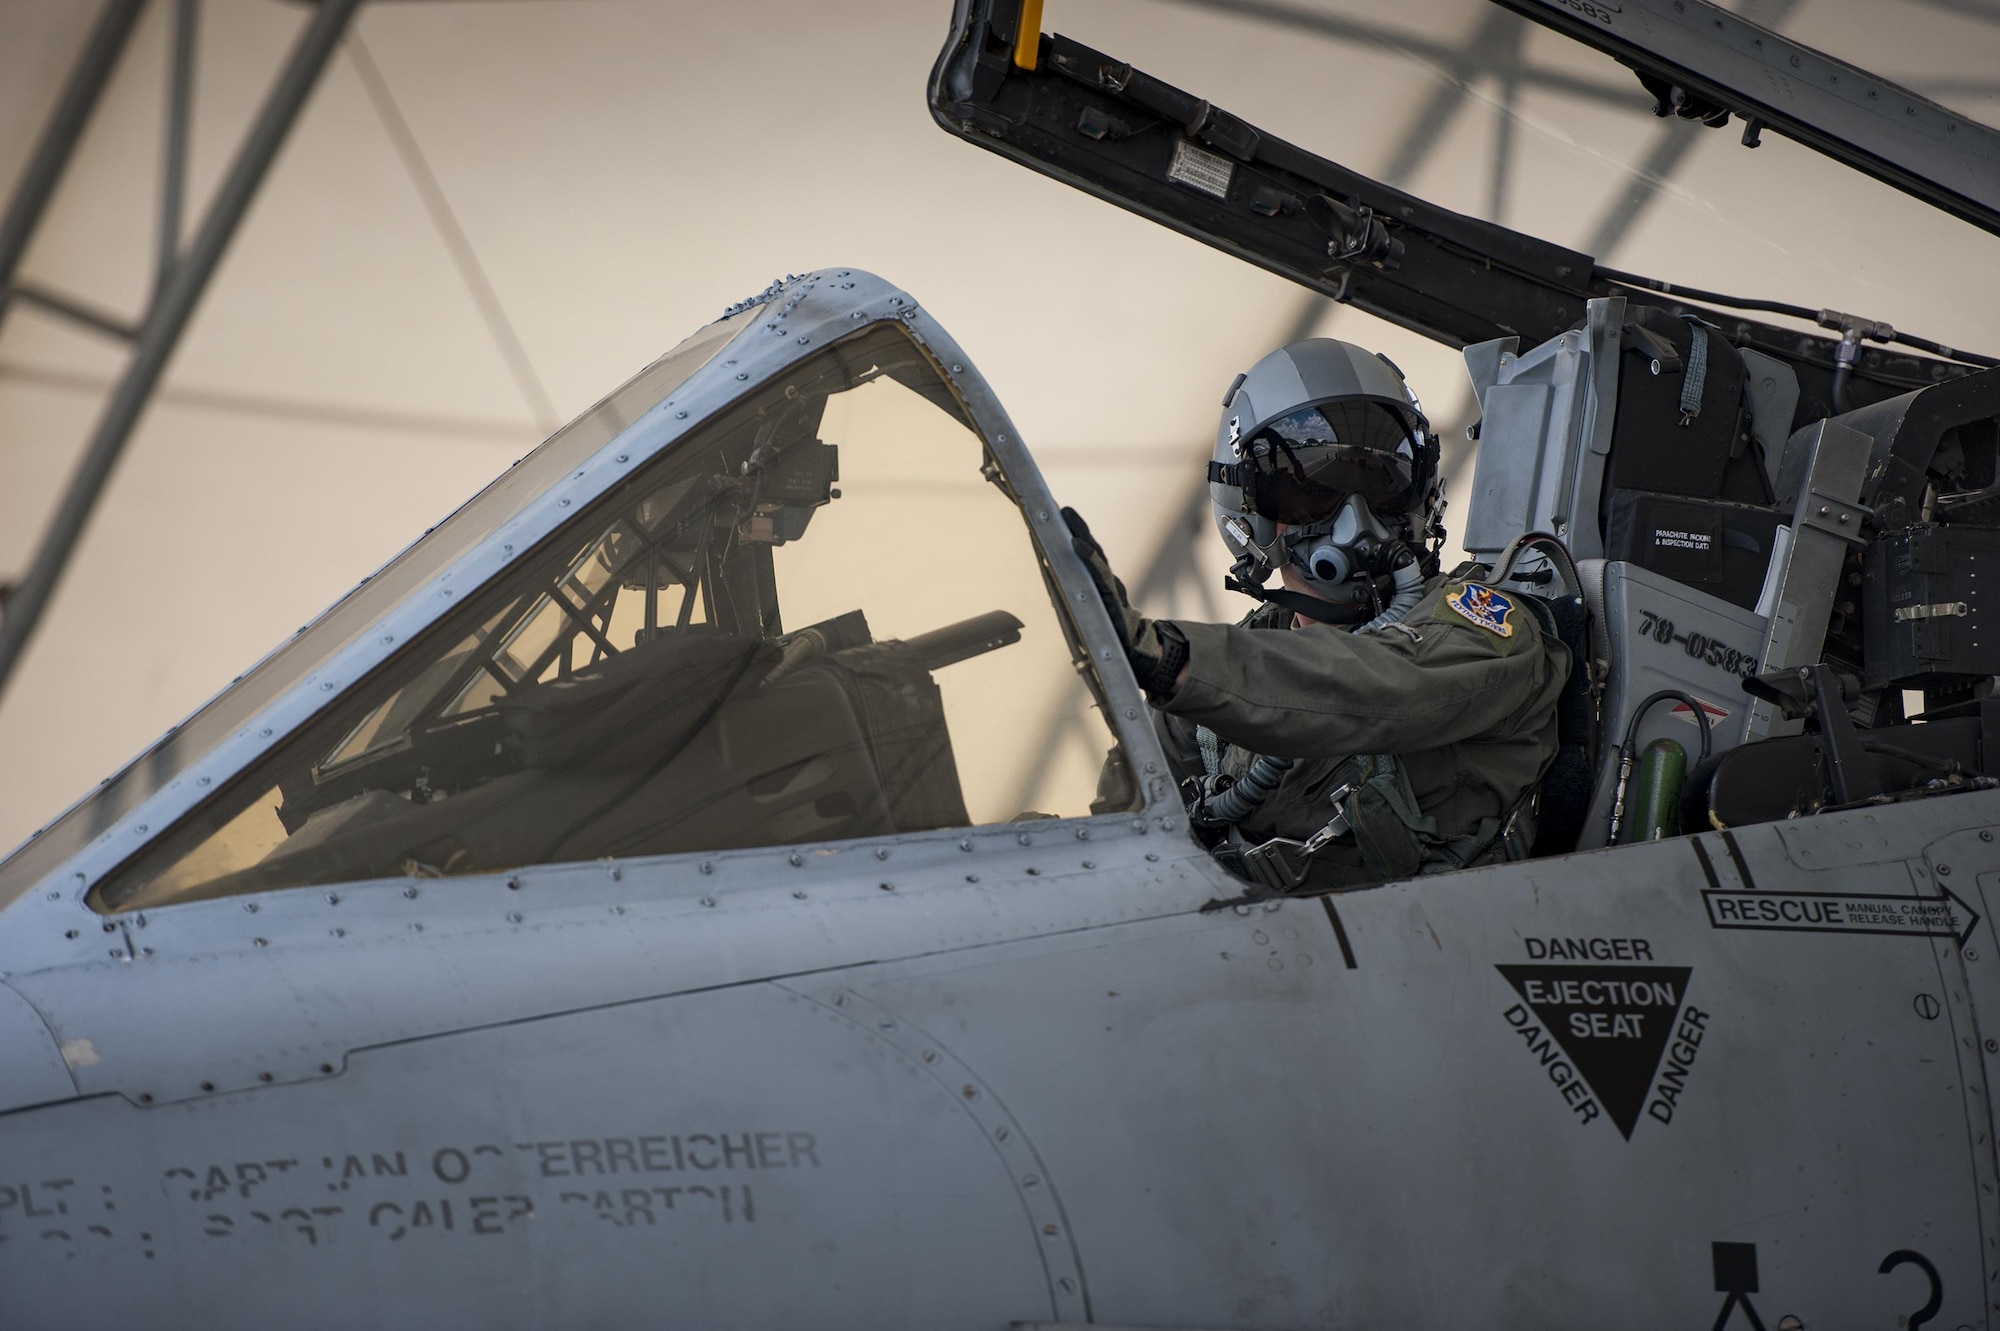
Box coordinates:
[1895,602,1972,624]
[1797,485,1872,545]
[1744,663,1883,804]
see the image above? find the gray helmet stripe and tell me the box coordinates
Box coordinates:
[1211,336,1442,585]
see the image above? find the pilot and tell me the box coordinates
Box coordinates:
[1066,338,1569,891]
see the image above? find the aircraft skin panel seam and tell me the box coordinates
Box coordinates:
[1719,829,1758,888]
[293,938,1093,1069]
[71,837,1215,964]
[1924,832,2000,1315]
[12,880,1228,1107]
[0,1090,96,1122]
[0,977,78,1106]
[1318,895,1359,969]
[1915,924,1996,1318]
[771,979,1094,1323]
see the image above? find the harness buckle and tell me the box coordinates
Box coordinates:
[1241,790,1354,892]
[1241,836,1313,892]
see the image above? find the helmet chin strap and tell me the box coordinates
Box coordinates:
[1224,569,1391,625]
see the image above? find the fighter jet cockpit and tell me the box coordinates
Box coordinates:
[88,313,1134,913]
[10,6,2000,1326]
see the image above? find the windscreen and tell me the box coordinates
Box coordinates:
[91,323,1133,911]
[0,313,749,910]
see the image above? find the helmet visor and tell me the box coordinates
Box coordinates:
[1243,401,1421,521]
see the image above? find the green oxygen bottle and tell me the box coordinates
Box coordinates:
[1621,737,1688,843]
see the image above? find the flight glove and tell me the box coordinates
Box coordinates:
[1062,507,1188,701]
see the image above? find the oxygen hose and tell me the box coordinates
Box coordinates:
[1203,752,1294,825]
[1357,557,1426,633]
[1201,555,1426,827]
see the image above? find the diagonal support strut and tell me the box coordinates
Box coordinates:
[0,0,147,316]
[0,0,364,706]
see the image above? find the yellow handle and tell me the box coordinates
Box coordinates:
[1013,0,1044,70]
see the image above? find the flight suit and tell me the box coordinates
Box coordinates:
[1155,572,1570,888]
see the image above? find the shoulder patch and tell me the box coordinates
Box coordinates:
[1440,581,1515,638]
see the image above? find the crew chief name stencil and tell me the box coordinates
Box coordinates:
[1497,944,1699,1139]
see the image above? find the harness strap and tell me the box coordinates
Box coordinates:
[1232,753,1531,892]
[1196,724,1223,778]
[1679,320,1710,425]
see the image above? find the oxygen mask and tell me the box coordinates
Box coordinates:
[1284,493,1398,591]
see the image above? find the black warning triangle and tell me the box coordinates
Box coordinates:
[1496,964,1693,1139]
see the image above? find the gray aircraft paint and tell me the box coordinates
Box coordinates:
[0,270,1989,1328]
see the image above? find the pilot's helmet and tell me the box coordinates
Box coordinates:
[1209,338,1439,587]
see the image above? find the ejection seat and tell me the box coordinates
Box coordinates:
[1471,296,2000,850]
[1465,297,1838,851]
